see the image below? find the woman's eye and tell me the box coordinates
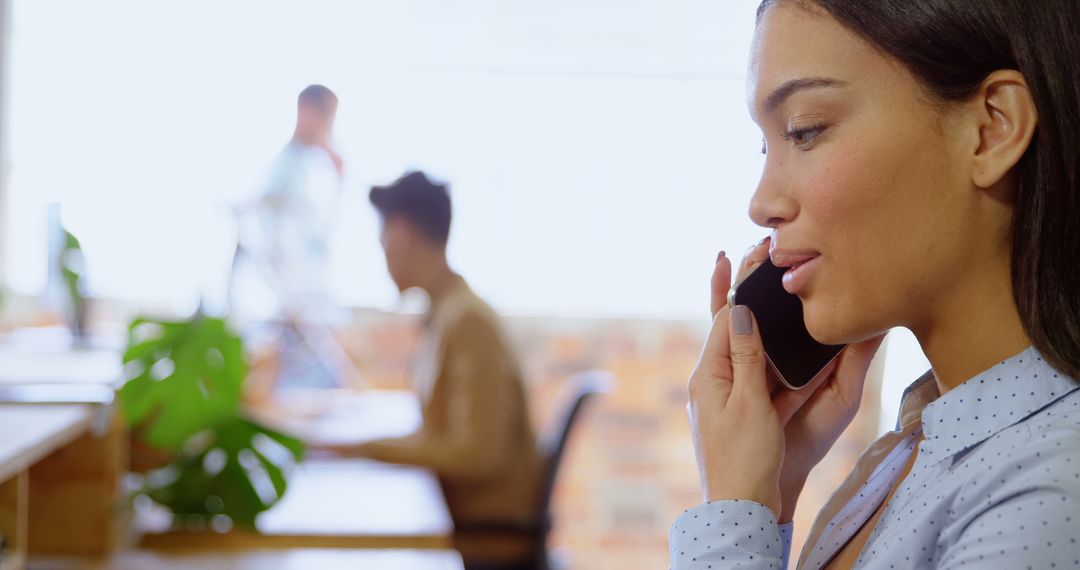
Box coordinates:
[784,125,825,148]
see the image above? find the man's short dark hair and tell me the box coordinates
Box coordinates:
[369,171,452,245]
[298,84,337,111]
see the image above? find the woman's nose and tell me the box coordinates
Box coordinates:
[748,162,798,229]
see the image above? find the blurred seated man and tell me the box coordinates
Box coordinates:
[318,171,541,570]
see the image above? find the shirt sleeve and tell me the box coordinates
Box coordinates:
[670,500,793,569]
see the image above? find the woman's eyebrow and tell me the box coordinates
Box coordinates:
[763,77,847,113]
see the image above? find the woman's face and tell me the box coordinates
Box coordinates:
[747,2,989,345]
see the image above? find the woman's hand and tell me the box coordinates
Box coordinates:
[688,238,885,521]
[688,240,786,514]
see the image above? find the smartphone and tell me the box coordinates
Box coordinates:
[728,259,845,389]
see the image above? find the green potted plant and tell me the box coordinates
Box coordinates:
[119,312,304,529]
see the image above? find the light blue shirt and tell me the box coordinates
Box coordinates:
[670,346,1080,569]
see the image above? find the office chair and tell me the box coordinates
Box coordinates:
[456,370,613,570]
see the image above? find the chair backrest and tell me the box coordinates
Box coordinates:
[535,370,613,531]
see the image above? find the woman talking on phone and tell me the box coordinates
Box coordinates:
[672,1,1080,568]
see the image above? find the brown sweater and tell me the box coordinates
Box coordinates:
[363,276,541,524]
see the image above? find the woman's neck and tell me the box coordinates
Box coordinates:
[915,260,1031,395]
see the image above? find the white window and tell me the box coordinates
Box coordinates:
[4,0,766,319]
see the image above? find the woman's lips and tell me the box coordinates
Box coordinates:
[780,255,821,295]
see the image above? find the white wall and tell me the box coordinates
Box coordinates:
[4,0,765,318]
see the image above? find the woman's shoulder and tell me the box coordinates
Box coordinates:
[1014,384,1080,482]
[955,387,1080,499]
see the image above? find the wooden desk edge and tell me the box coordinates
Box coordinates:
[0,405,96,483]
[139,531,454,551]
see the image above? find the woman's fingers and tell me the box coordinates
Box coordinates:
[699,305,734,378]
[712,236,771,319]
[771,357,838,425]
[697,237,777,404]
[832,333,887,408]
[711,252,733,318]
[728,305,772,404]
[770,333,887,426]
[737,236,772,283]
[688,306,735,413]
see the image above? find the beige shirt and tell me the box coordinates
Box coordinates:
[365,276,541,524]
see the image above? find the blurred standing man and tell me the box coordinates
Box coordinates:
[231,85,353,388]
[317,171,542,570]
[254,84,342,312]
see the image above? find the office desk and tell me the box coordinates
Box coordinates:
[0,328,122,401]
[0,405,96,483]
[0,403,115,565]
[32,548,465,570]
[0,330,455,560]
[138,390,455,551]
[0,330,126,565]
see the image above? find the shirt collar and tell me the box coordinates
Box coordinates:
[894,369,938,433]
[908,346,1080,465]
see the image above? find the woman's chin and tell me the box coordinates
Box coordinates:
[803,307,868,346]
[807,326,847,346]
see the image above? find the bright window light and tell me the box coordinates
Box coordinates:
[4,0,765,319]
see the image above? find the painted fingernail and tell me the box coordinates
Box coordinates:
[732,305,753,335]
[716,250,727,263]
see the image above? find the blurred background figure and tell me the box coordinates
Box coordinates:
[230,84,356,389]
[315,171,542,570]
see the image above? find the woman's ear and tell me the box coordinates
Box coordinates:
[969,70,1038,189]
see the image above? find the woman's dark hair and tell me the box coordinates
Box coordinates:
[758,0,1080,380]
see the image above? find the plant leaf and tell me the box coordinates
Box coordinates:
[141,417,305,529]
[119,315,247,450]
